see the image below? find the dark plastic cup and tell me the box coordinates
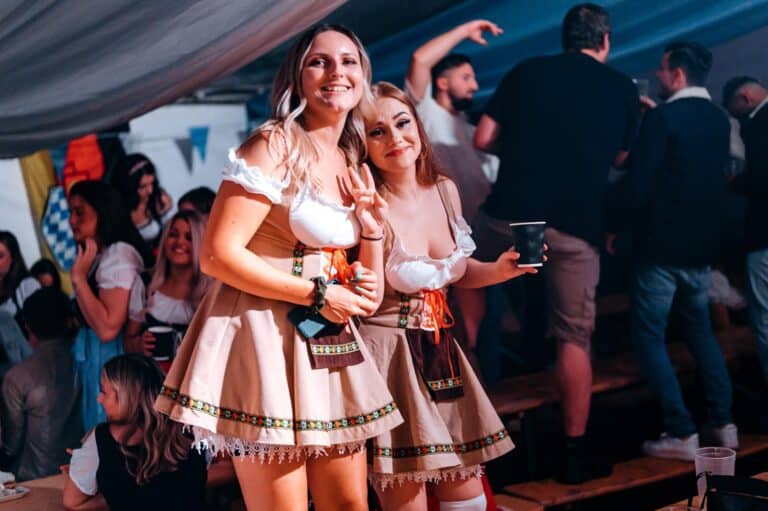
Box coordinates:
[147,326,178,361]
[509,221,546,267]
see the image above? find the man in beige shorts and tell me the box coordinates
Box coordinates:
[473,3,639,483]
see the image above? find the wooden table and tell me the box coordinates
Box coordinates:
[657,471,768,510]
[1,474,69,511]
[1,457,237,511]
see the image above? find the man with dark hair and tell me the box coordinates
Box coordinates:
[473,3,639,483]
[406,19,502,222]
[405,20,502,361]
[622,42,736,460]
[723,77,768,386]
[178,186,216,217]
[1,287,83,480]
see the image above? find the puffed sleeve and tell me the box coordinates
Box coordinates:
[95,242,143,290]
[221,148,291,203]
[128,275,147,322]
[68,431,100,496]
[14,277,41,308]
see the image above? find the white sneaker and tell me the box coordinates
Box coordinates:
[702,423,739,449]
[642,433,699,461]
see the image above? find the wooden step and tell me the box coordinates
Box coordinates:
[501,433,768,508]
[488,326,754,417]
[494,493,544,511]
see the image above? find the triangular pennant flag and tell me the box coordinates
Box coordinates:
[174,137,193,173]
[189,126,209,162]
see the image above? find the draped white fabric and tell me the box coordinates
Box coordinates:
[0,0,346,157]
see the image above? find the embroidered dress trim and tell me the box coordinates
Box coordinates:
[189,425,366,462]
[309,340,360,356]
[427,376,463,392]
[161,385,398,431]
[369,465,483,490]
[371,429,509,459]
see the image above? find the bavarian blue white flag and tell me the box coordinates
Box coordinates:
[42,186,77,270]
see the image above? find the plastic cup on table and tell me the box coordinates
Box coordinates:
[694,446,736,499]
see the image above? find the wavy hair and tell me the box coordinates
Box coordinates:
[68,180,154,267]
[146,211,210,311]
[102,354,191,486]
[245,24,373,188]
[366,81,444,186]
[0,231,29,304]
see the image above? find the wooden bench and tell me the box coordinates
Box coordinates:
[494,493,544,511]
[501,434,768,508]
[488,325,755,417]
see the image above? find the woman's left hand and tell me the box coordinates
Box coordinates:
[71,238,98,283]
[494,246,548,281]
[347,163,388,238]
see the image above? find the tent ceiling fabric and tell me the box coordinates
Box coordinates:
[367,0,768,102]
[0,0,345,158]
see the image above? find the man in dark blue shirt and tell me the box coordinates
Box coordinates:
[722,77,768,390]
[624,42,736,461]
[473,3,639,483]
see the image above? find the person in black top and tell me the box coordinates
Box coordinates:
[722,77,768,387]
[622,42,737,461]
[63,354,206,511]
[473,3,639,484]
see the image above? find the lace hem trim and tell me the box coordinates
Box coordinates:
[187,425,365,463]
[369,465,483,490]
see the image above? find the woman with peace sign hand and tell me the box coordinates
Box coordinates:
[154,26,401,511]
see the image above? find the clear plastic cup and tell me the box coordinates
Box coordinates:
[694,446,736,499]
[633,77,650,97]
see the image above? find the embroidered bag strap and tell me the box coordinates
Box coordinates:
[292,242,306,276]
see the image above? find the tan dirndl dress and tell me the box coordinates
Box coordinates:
[360,182,514,488]
[155,188,403,461]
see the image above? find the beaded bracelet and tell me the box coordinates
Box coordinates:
[308,276,327,315]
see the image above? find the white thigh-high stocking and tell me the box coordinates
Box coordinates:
[438,494,487,511]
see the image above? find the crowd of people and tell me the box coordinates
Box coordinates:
[0,2,766,510]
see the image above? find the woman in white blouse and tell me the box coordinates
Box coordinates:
[360,83,541,511]
[155,25,400,511]
[0,231,41,319]
[0,231,38,366]
[68,180,154,431]
[124,211,210,360]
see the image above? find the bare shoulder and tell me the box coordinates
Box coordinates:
[235,129,288,179]
[437,177,463,217]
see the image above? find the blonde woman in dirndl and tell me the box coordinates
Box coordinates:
[360,82,543,511]
[155,26,402,510]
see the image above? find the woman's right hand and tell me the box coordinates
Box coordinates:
[138,331,157,356]
[320,284,378,323]
[125,330,156,356]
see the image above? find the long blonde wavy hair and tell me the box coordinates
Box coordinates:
[249,24,373,187]
[102,354,191,485]
[145,211,210,313]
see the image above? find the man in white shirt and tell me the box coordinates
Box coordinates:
[405,20,501,362]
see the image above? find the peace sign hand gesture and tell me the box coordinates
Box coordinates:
[347,163,388,238]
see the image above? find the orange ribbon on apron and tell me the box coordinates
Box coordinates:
[420,289,455,345]
[322,248,352,284]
